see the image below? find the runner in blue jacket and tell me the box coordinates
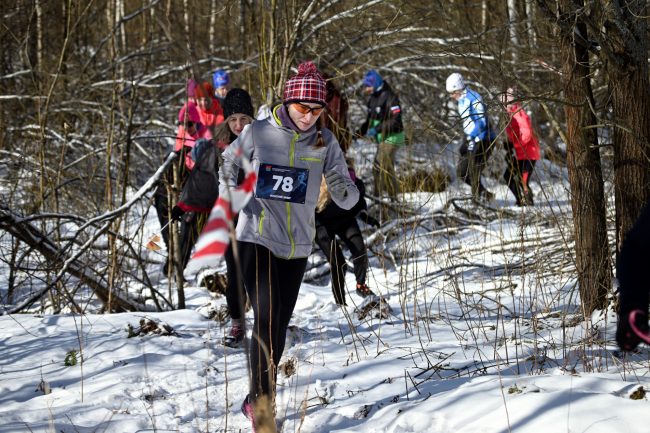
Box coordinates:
[446,72,496,201]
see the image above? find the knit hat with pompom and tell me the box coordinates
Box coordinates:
[178,102,201,124]
[283,61,327,106]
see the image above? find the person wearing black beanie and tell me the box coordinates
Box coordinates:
[223,88,254,119]
[214,88,255,146]
[209,88,256,350]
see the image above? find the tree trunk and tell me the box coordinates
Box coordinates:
[601,1,650,253]
[183,0,192,62]
[6,239,19,305]
[558,0,611,315]
[35,0,43,73]
[209,0,217,53]
[507,0,518,59]
[481,0,487,32]
[525,0,537,50]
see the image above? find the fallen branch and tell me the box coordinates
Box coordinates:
[0,205,144,313]
[0,152,179,314]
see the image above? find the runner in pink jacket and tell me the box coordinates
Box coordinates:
[502,89,540,206]
[175,102,211,170]
[153,99,211,270]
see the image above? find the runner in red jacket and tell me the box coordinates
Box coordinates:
[194,81,225,135]
[501,88,540,206]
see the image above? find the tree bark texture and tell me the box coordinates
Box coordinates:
[600,0,650,253]
[558,0,611,315]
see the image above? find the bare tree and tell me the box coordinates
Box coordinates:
[591,1,650,252]
[4,0,644,319]
[554,0,611,314]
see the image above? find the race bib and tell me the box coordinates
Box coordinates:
[255,163,309,204]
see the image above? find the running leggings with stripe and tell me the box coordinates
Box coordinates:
[239,241,307,399]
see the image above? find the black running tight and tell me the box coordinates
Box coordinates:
[238,242,307,399]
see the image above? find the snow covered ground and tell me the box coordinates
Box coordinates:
[2,140,650,433]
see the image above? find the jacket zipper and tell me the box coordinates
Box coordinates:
[286,132,299,258]
[258,209,265,235]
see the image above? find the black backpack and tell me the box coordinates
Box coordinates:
[178,139,220,212]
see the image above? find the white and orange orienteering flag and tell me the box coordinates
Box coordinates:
[186,148,256,271]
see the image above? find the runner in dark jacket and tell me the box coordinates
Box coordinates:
[616,202,650,351]
[315,167,379,305]
[359,70,405,201]
[214,88,255,348]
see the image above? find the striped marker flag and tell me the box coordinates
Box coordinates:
[186,148,256,272]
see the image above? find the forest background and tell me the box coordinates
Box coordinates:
[1,0,649,362]
[0,0,650,313]
[2,1,650,432]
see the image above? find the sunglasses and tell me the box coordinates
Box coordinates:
[291,102,325,116]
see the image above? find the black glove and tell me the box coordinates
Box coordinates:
[616,309,649,352]
[171,205,185,221]
[359,210,380,228]
[325,170,348,201]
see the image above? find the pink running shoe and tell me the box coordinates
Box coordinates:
[241,395,256,432]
